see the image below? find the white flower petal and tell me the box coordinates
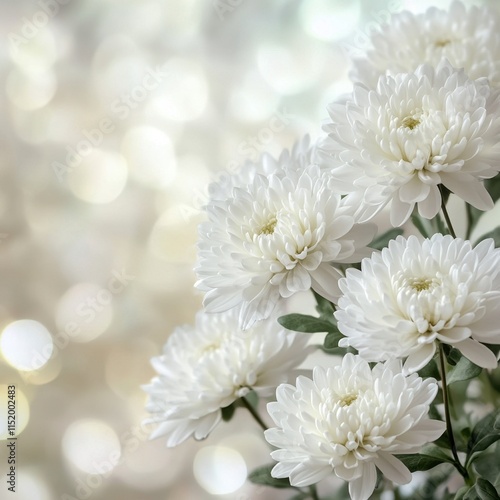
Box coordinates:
[196,162,373,328]
[374,452,412,485]
[321,58,500,226]
[143,309,310,446]
[265,355,442,495]
[454,338,498,369]
[336,234,500,372]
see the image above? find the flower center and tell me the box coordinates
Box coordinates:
[408,277,434,292]
[401,116,421,130]
[339,393,358,407]
[435,39,452,48]
[259,216,277,235]
[200,341,222,357]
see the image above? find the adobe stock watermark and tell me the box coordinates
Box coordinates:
[26,268,135,373]
[51,64,171,183]
[177,107,296,222]
[339,0,402,59]
[8,0,72,53]
[213,0,246,21]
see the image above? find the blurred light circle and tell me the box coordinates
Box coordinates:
[114,439,188,491]
[149,209,201,263]
[67,151,128,204]
[0,386,30,440]
[193,445,247,495]
[11,470,53,500]
[62,419,121,475]
[256,39,326,95]
[229,73,279,123]
[121,126,177,189]
[146,58,208,122]
[9,28,58,72]
[6,68,57,111]
[55,283,114,343]
[299,0,361,41]
[20,356,62,386]
[0,320,53,371]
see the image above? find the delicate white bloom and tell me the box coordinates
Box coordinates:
[320,61,500,226]
[142,309,310,447]
[208,134,318,201]
[350,1,500,88]
[336,234,500,373]
[265,354,445,500]
[196,164,376,329]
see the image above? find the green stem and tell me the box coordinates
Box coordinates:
[309,484,319,500]
[465,203,474,240]
[241,395,268,432]
[437,344,469,480]
[439,186,457,238]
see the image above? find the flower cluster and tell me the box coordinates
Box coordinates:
[142,309,309,447]
[144,2,500,499]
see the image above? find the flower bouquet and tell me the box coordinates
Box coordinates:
[143,2,500,499]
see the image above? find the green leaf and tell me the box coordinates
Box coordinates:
[442,344,462,366]
[278,313,338,334]
[248,464,293,489]
[475,227,500,247]
[454,486,469,500]
[419,358,440,380]
[447,356,482,385]
[312,290,336,318]
[369,228,404,250]
[463,479,500,500]
[420,444,454,463]
[221,402,236,421]
[411,213,434,238]
[395,453,444,472]
[473,443,500,488]
[324,330,344,349]
[467,408,500,458]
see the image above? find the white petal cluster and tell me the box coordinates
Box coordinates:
[196,164,376,329]
[320,61,500,226]
[351,1,500,88]
[142,309,310,447]
[336,234,500,373]
[265,354,445,500]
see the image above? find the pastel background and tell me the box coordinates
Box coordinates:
[0,0,496,499]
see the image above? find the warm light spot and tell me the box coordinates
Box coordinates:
[121,126,177,189]
[55,283,114,343]
[193,446,247,495]
[67,151,128,204]
[62,419,121,475]
[0,320,53,371]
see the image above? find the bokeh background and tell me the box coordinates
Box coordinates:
[0,0,497,499]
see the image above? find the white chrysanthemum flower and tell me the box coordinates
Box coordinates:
[320,61,500,226]
[336,234,500,373]
[265,354,445,500]
[142,309,310,447]
[208,134,318,201]
[351,1,500,88]
[196,164,376,329]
